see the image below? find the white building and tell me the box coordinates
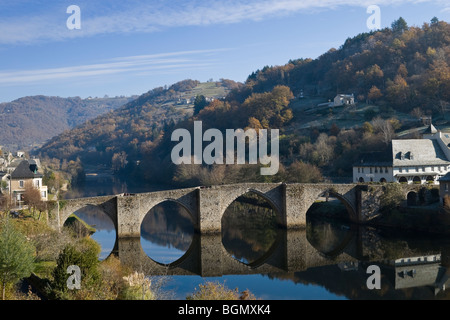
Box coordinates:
[333,94,355,107]
[353,124,450,185]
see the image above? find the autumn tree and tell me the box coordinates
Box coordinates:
[242,85,294,128]
[285,161,323,183]
[367,85,383,103]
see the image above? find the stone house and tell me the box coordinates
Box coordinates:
[9,159,48,207]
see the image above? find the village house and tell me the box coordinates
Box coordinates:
[353,124,450,185]
[8,159,48,207]
[333,94,355,107]
[317,93,355,108]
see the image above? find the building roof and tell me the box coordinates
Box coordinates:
[440,132,450,149]
[392,139,450,167]
[10,160,42,179]
[440,172,450,182]
[423,124,438,135]
[354,151,392,167]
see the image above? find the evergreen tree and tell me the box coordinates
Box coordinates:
[391,17,408,34]
[0,218,35,300]
[193,95,208,115]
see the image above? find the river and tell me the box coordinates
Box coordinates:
[64,174,450,300]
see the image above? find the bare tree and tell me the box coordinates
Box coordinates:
[372,117,396,145]
[22,182,43,217]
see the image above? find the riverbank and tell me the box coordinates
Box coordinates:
[309,200,450,235]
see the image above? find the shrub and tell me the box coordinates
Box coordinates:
[186,281,256,300]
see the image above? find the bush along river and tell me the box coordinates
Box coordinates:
[64,175,450,300]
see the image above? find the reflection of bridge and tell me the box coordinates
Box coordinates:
[117,229,359,276]
[115,228,448,278]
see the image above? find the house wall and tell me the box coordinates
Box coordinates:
[393,165,450,185]
[10,177,47,201]
[433,132,450,161]
[353,166,394,183]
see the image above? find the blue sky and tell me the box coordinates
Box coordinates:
[1,0,450,103]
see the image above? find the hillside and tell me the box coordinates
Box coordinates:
[0,95,136,151]
[36,17,450,186]
[36,79,238,169]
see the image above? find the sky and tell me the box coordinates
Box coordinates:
[1,0,450,103]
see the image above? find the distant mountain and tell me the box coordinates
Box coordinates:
[0,95,136,151]
[36,79,238,167]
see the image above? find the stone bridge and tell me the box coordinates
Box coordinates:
[47,182,441,276]
[50,182,361,236]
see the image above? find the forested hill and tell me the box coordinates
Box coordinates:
[230,17,450,114]
[0,95,135,150]
[36,79,238,167]
[36,17,450,186]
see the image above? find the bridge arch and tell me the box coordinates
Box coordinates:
[303,186,358,223]
[221,188,283,223]
[221,189,283,268]
[141,198,197,229]
[139,199,196,265]
[56,196,117,233]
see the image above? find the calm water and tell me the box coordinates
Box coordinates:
[66,175,450,300]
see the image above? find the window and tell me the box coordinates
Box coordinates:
[375,167,378,173]
[370,168,373,174]
[19,180,24,188]
[385,167,388,173]
[41,191,46,198]
[445,184,449,192]
[35,180,40,187]
[399,168,403,173]
[358,167,360,173]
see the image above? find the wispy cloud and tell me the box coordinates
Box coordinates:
[0,0,442,45]
[0,49,227,85]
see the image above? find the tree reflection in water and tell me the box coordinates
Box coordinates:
[221,192,281,265]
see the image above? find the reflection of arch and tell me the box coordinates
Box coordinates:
[225,229,284,269]
[359,177,364,183]
[426,176,434,183]
[399,177,408,184]
[407,192,417,206]
[413,176,421,184]
[145,233,200,268]
[380,178,387,183]
[318,225,356,259]
[305,215,357,259]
